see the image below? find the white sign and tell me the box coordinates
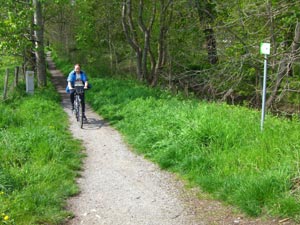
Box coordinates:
[260,43,271,55]
[26,71,34,94]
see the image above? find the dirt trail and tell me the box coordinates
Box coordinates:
[47,55,292,225]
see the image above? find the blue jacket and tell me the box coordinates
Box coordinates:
[66,71,88,93]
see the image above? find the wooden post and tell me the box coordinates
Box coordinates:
[14,66,19,87]
[3,68,9,100]
[22,63,26,80]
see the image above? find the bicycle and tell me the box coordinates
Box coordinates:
[73,83,85,128]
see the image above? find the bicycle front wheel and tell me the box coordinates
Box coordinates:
[74,96,80,122]
[78,100,83,128]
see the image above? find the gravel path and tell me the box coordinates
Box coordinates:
[47,55,293,225]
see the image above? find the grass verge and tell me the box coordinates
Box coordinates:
[0,79,83,224]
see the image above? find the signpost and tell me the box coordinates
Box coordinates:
[260,43,270,131]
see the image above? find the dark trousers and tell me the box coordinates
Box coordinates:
[70,91,85,113]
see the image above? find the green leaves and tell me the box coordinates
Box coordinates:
[45,0,300,109]
[0,2,33,56]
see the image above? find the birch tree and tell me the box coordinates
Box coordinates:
[33,0,46,87]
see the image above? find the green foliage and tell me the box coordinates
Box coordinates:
[0,83,83,224]
[46,0,300,108]
[0,1,33,56]
[87,76,300,222]
[47,0,125,76]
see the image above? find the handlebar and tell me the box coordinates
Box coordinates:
[69,87,89,90]
[70,86,88,94]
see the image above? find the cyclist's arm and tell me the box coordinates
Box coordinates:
[68,81,73,89]
[84,80,89,89]
[67,72,74,89]
[82,72,88,89]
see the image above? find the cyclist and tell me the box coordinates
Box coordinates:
[67,64,89,120]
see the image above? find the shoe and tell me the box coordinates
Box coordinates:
[83,115,87,121]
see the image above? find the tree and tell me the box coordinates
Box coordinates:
[122,0,173,85]
[266,22,300,107]
[0,1,33,64]
[194,0,218,64]
[122,0,144,80]
[153,0,173,86]
[0,0,48,87]
[33,0,46,87]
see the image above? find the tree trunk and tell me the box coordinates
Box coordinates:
[204,28,218,64]
[195,0,218,64]
[153,0,173,86]
[122,0,172,84]
[33,0,47,87]
[266,22,300,108]
[122,0,143,81]
[138,0,157,84]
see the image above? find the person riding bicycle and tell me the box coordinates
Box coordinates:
[67,64,89,120]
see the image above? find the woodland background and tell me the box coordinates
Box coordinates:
[1,0,300,114]
[3,1,300,223]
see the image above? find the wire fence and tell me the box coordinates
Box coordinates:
[2,66,25,101]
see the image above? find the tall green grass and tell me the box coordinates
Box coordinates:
[87,77,300,222]
[0,81,83,224]
[0,68,15,102]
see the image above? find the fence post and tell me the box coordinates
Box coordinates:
[3,68,9,100]
[14,66,19,87]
